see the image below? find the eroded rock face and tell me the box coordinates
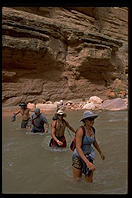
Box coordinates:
[2,7,128,106]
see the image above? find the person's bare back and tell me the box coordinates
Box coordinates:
[19,108,30,120]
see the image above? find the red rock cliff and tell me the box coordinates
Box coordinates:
[2,7,128,106]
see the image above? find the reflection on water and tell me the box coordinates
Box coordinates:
[2,110,128,194]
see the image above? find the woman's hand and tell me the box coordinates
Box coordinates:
[57,140,63,146]
[100,152,105,160]
[86,161,95,171]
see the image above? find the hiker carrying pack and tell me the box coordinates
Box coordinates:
[70,126,86,151]
[31,108,49,133]
[71,111,105,183]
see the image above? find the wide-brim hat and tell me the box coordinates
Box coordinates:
[80,111,98,122]
[19,102,27,106]
[55,110,66,117]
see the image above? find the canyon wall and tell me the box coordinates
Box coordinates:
[2,7,128,106]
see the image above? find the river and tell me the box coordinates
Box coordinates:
[2,110,128,194]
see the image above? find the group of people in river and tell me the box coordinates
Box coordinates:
[11,101,105,183]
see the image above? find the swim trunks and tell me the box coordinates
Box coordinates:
[21,119,30,128]
[72,153,93,175]
[49,136,67,147]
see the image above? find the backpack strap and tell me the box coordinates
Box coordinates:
[32,113,41,127]
[52,120,57,129]
[70,126,86,151]
[91,126,95,134]
[62,118,67,125]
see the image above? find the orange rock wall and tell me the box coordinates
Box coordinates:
[2,7,128,106]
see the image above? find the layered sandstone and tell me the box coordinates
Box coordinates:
[2,7,128,106]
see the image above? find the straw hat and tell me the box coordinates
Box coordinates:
[80,111,98,122]
[55,109,66,117]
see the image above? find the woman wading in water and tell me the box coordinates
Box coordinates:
[72,111,105,182]
[49,110,75,148]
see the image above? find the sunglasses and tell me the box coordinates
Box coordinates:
[85,117,95,121]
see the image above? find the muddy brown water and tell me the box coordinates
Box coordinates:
[2,110,128,194]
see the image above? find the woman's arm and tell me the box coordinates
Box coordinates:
[76,127,95,171]
[65,121,76,133]
[93,139,105,160]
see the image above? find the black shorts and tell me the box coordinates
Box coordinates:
[21,119,29,128]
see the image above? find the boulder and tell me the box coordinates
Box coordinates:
[88,96,103,104]
[27,103,36,111]
[36,103,57,111]
[102,98,127,111]
[122,98,128,106]
[45,101,53,104]
[82,102,95,110]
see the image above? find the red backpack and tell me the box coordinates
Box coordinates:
[70,126,95,151]
[70,126,85,151]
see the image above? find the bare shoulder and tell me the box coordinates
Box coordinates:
[52,120,57,128]
[76,126,84,137]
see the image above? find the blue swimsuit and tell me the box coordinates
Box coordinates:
[72,127,95,175]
